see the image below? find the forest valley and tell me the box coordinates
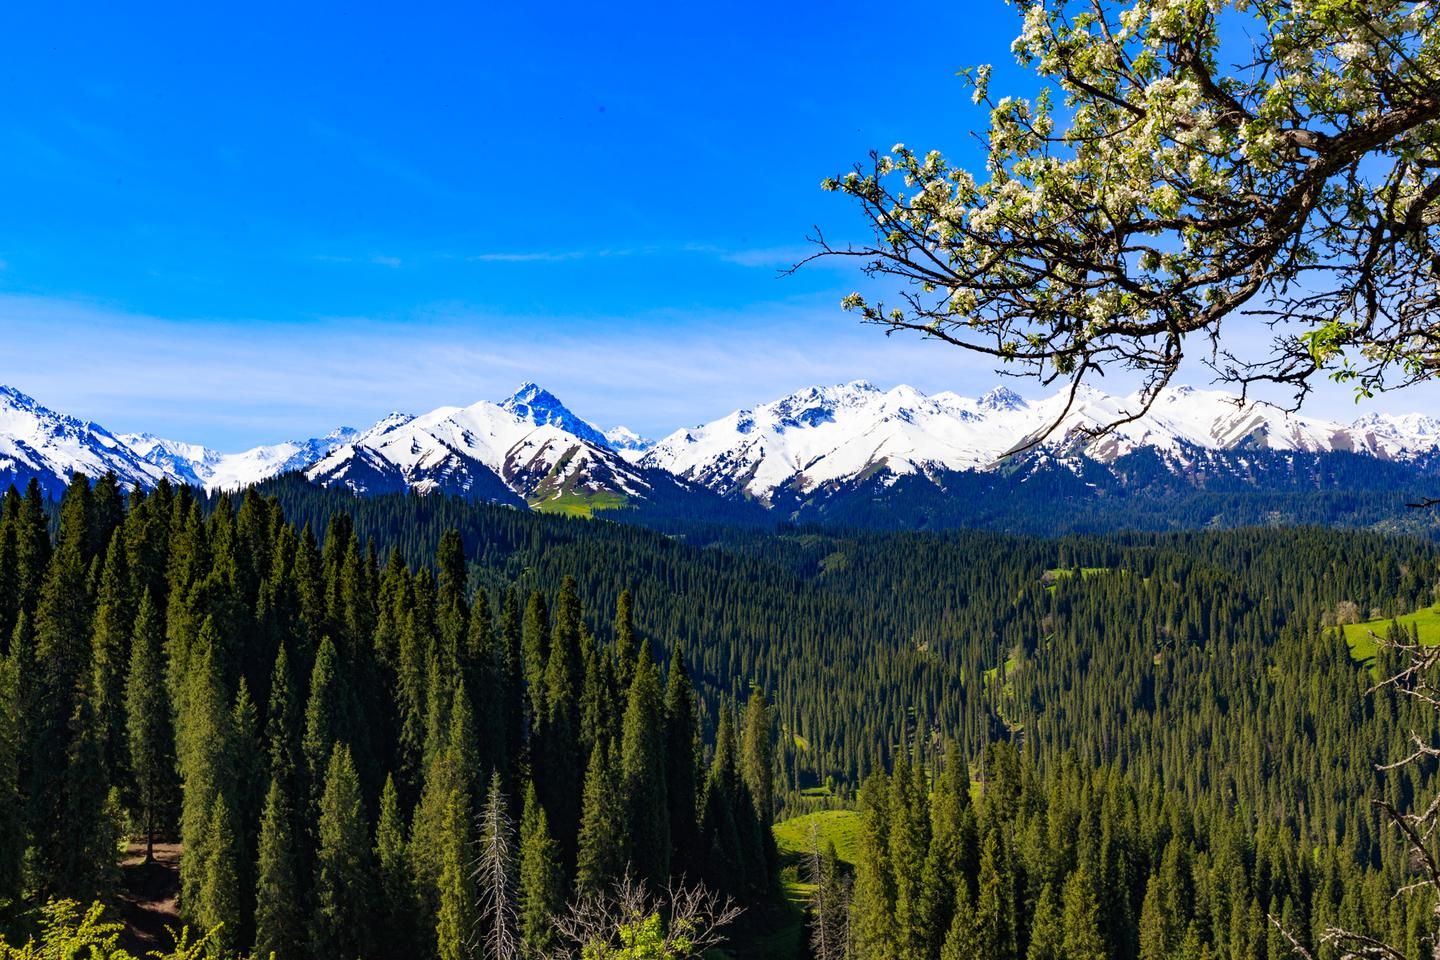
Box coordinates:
[0,473,1438,959]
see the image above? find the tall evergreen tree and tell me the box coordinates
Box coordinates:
[126,590,175,863]
[663,649,699,870]
[89,532,134,788]
[197,793,243,958]
[620,645,668,886]
[519,782,564,959]
[613,590,637,690]
[253,778,304,960]
[521,592,548,732]
[312,743,374,960]
[0,637,23,907]
[375,774,417,960]
[435,789,475,960]
[576,739,625,899]
[1060,867,1106,960]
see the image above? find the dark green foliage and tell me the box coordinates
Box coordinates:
[620,645,668,886]
[312,744,374,960]
[125,591,175,862]
[253,779,303,960]
[519,781,564,958]
[575,739,624,898]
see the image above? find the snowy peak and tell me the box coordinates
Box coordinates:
[643,381,1440,503]
[0,386,168,496]
[498,382,610,448]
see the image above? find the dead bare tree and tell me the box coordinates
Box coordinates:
[472,773,520,960]
[545,872,743,960]
[806,822,851,960]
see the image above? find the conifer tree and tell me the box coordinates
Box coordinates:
[976,829,1016,960]
[498,589,524,777]
[613,590,637,690]
[740,688,778,884]
[920,742,971,955]
[265,640,301,796]
[850,771,896,960]
[302,635,344,810]
[27,507,98,897]
[89,532,133,788]
[620,645,668,886]
[313,743,374,960]
[1025,884,1063,960]
[576,739,625,899]
[663,649,699,869]
[126,590,175,863]
[0,638,23,907]
[519,782,564,959]
[887,752,930,960]
[940,883,983,960]
[177,620,235,914]
[1060,866,1106,960]
[376,774,417,960]
[197,793,243,958]
[435,789,475,960]
[521,592,548,731]
[253,779,304,960]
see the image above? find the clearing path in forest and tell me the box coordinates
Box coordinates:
[116,841,182,953]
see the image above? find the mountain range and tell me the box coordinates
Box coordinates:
[3,379,1438,528]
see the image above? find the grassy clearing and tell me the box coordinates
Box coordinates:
[530,490,629,517]
[772,809,860,866]
[1342,604,1440,663]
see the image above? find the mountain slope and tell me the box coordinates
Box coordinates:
[0,386,168,497]
[643,381,1440,503]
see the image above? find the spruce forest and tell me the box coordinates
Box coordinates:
[0,467,1437,959]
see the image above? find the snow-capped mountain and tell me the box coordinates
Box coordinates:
[603,426,653,459]
[499,382,611,448]
[121,428,361,492]
[306,385,666,509]
[642,381,1440,503]
[5,379,1440,526]
[0,386,169,497]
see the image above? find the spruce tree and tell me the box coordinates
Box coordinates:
[613,590,637,690]
[177,618,233,915]
[575,739,625,899]
[521,592,548,731]
[920,742,971,955]
[313,743,374,960]
[1060,866,1106,960]
[435,789,475,960]
[620,645,668,886]
[1025,884,1063,960]
[376,774,417,960]
[126,590,175,863]
[253,778,304,960]
[663,649,699,869]
[0,638,23,907]
[740,688,778,884]
[302,635,343,809]
[519,782,564,959]
[850,770,896,960]
[89,532,134,788]
[197,793,243,958]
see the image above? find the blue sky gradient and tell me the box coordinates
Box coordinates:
[2,2,1435,447]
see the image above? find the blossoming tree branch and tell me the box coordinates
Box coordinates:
[812,0,1440,439]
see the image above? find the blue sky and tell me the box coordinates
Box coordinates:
[1,2,1435,448]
